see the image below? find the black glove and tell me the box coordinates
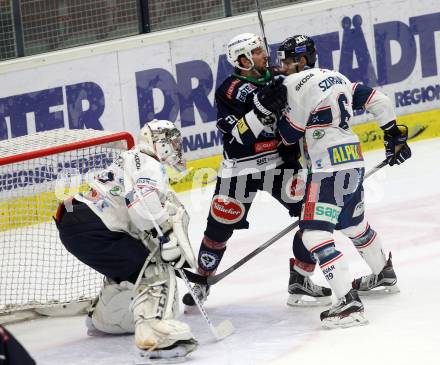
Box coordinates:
[382,123,412,166]
[253,77,287,124]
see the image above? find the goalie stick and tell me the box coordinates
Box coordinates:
[144,209,234,342]
[182,157,391,286]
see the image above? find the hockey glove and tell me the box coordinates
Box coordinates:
[147,221,181,264]
[253,77,287,125]
[382,123,412,166]
[160,231,182,264]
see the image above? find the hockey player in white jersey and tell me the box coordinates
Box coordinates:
[55,120,198,362]
[251,35,411,328]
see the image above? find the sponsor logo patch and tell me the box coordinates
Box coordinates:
[312,129,325,139]
[302,202,341,224]
[200,251,218,270]
[285,174,306,202]
[226,79,241,100]
[109,186,122,196]
[328,142,363,165]
[353,201,365,218]
[237,118,249,135]
[210,195,245,224]
[236,83,256,102]
[254,139,278,153]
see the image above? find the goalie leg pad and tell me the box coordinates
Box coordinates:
[342,221,386,275]
[132,263,196,350]
[89,279,135,335]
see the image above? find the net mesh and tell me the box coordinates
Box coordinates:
[0,129,132,316]
[0,0,16,60]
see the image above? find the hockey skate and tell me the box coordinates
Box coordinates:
[352,253,400,296]
[287,267,332,307]
[320,289,368,329]
[182,284,210,313]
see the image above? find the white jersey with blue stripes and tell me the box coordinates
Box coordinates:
[279,68,396,173]
[75,146,170,239]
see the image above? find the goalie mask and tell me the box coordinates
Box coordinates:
[226,32,265,71]
[139,120,186,172]
[277,35,317,69]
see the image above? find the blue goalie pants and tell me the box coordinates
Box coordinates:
[55,200,150,284]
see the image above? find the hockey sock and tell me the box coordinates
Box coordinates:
[303,230,352,299]
[291,258,315,277]
[343,222,387,275]
[292,230,316,275]
[197,236,227,276]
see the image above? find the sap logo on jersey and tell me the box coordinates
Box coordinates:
[328,142,363,165]
[303,202,341,224]
[210,195,245,224]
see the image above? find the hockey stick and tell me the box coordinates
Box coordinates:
[182,158,390,286]
[144,209,234,341]
[178,269,234,340]
[255,0,270,62]
[255,0,270,58]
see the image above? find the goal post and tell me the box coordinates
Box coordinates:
[0,128,135,323]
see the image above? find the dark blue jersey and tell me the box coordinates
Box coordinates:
[215,74,278,159]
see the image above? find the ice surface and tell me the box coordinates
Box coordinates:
[6,138,440,365]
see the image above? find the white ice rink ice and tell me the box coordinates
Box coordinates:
[6,138,440,365]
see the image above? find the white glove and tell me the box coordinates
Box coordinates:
[160,231,182,265]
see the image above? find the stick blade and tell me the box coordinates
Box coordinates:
[214,320,234,340]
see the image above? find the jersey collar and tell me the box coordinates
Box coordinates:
[233,69,272,86]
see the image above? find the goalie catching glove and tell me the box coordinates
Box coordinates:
[382,122,412,166]
[252,77,287,125]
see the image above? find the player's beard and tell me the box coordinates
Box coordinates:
[253,63,268,77]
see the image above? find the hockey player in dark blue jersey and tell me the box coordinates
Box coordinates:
[183,33,332,308]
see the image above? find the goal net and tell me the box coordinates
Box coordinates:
[0,128,134,323]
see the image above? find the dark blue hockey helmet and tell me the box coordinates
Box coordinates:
[277,35,317,68]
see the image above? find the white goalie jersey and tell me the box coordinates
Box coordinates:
[75,146,170,239]
[279,68,396,173]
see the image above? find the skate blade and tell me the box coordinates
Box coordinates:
[287,294,332,307]
[322,312,369,330]
[358,284,400,296]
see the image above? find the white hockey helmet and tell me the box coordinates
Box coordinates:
[138,119,186,171]
[226,32,265,71]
